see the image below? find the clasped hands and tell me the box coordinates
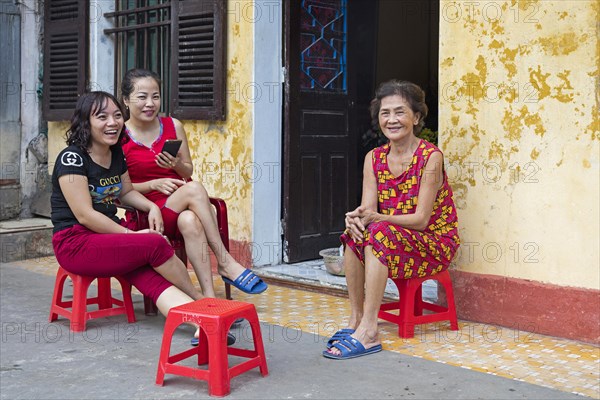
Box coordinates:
[345,206,380,242]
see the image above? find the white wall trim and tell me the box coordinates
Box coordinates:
[19,0,42,216]
[252,0,283,266]
[89,0,115,94]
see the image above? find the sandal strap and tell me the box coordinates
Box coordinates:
[327,329,354,345]
[238,270,261,290]
[331,337,366,356]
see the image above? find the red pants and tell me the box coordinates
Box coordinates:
[52,224,174,303]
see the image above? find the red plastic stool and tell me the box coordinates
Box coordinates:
[378,269,458,338]
[49,266,136,332]
[156,298,268,397]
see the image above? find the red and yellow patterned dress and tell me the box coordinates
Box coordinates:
[341,140,460,279]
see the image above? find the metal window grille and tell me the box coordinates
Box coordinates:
[104,0,171,112]
[105,0,226,120]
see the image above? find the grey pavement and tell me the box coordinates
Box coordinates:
[0,262,590,399]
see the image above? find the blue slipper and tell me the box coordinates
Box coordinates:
[191,332,236,347]
[322,337,382,360]
[326,328,355,349]
[222,269,268,294]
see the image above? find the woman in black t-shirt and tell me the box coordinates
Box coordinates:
[51,91,202,318]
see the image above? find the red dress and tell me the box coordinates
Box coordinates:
[121,117,183,237]
[122,116,180,205]
[341,140,460,279]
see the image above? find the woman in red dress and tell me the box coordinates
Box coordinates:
[323,81,460,360]
[120,69,267,298]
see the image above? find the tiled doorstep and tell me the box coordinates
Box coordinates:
[254,259,439,301]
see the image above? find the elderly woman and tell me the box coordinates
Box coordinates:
[323,80,460,360]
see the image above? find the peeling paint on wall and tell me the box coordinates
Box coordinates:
[183,4,255,242]
[529,65,551,100]
[535,32,584,56]
[439,0,599,290]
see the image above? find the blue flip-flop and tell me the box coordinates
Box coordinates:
[322,337,382,360]
[191,332,236,347]
[326,328,355,349]
[222,269,268,294]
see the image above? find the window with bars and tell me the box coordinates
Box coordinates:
[105,1,171,112]
[42,0,226,121]
[104,0,227,120]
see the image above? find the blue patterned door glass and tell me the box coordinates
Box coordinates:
[300,0,347,92]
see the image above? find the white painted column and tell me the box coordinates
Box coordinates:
[252,0,283,266]
[19,0,42,217]
[89,0,116,94]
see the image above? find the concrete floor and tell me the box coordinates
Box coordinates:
[1,260,596,399]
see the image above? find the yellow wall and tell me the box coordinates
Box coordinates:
[182,1,254,242]
[439,0,599,289]
[49,0,255,243]
[48,121,70,170]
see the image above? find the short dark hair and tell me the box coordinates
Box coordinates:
[369,80,428,134]
[65,91,125,152]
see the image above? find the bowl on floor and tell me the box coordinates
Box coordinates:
[319,248,345,276]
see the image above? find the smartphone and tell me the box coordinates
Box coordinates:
[161,139,182,157]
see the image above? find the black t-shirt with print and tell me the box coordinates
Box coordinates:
[51,145,128,233]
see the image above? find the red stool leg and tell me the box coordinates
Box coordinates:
[197,327,209,366]
[207,324,231,397]
[70,274,95,332]
[247,311,269,376]
[438,271,459,330]
[97,277,112,310]
[49,267,69,322]
[156,314,183,386]
[116,276,136,323]
[414,282,424,316]
[399,278,417,338]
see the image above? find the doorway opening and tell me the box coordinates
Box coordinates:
[282,0,440,262]
[353,0,440,205]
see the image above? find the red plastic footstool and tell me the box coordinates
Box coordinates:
[156,298,268,397]
[378,269,459,338]
[49,266,136,332]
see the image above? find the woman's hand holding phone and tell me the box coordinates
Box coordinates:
[155,151,179,169]
[161,139,182,157]
[156,139,182,170]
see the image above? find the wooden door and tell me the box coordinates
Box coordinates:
[283,0,358,262]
